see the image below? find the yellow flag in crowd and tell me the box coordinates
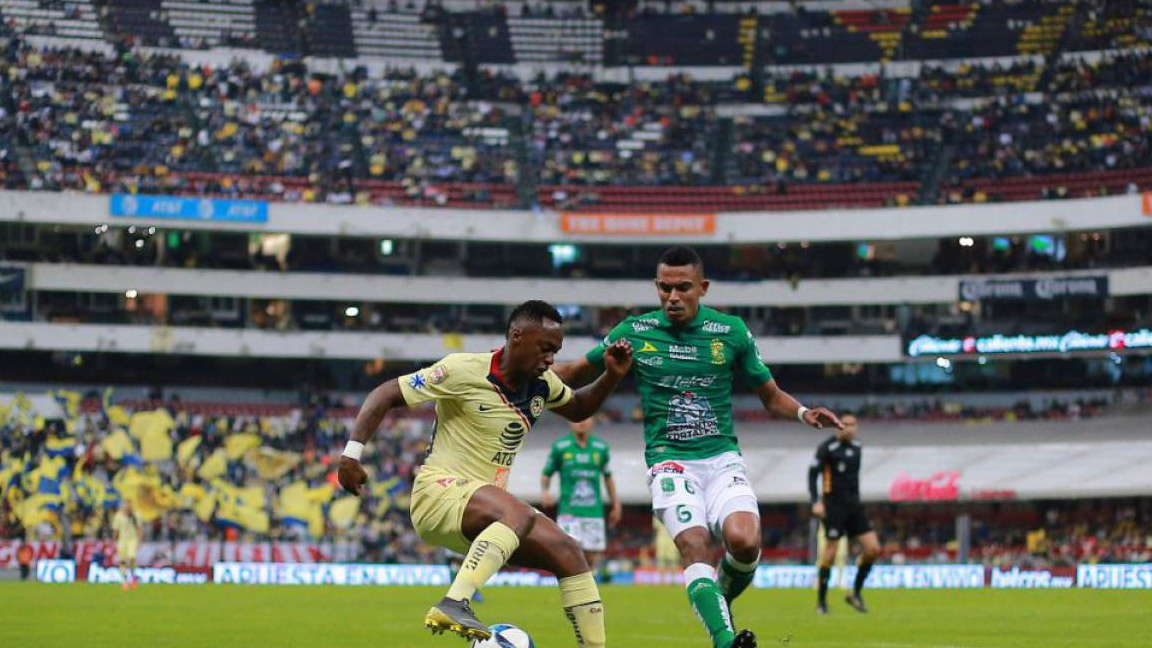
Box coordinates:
[176,437,202,469]
[212,479,269,534]
[197,449,228,480]
[140,428,173,462]
[100,429,135,460]
[225,433,261,460]
[329,496,360,530]
[129,410,175,440]
[102,388,131,427]
[54,389,83,418]
[248,447,301,481]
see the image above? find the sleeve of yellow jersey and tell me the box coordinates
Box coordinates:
[542,369,575,411]
[397,354,464,406]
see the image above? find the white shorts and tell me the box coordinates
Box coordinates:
[647,452,760,541]
[558,515,607,552]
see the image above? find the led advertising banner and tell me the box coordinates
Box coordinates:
[110,194,268,224]
[958,276,1108,302]
[907,329,1152,358]
[1077,564,1152,589]
[753,565,986,589]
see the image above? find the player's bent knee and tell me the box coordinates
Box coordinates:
[501,504,537,538]
[554,534,590,577]
[674,528,712,565]
[725,532,761,563]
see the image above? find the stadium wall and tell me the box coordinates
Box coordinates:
[18,262,1152,306]
[1,191,1147,243]
[0,321,903,364]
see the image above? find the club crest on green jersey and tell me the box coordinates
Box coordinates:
[710,339,725,365]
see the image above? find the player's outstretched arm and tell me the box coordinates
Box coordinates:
[752,379,844,430]
[552,355,603,389]
[338,379,408,496]
[553,340,633,422]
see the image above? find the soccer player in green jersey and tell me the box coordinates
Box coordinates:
[557,246,843,648]
[541,418,622,573]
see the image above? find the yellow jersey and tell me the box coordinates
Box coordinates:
[398,350,573,489]
[112,510,140,545]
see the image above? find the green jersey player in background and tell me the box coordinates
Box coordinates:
[557,246,843,648]
[541,417,622,576]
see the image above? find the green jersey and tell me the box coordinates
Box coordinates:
[542,434,612,518]
[586,305,773,466]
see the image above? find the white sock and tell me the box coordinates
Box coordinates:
[723,551,759,573]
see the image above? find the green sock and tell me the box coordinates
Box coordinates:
[718,552,758,604]
[685,563,736,648]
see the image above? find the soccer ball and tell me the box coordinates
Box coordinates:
[471,624,535,648]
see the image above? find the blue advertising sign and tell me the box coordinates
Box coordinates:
[110,194,268,224]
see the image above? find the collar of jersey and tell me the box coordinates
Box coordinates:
[568,433,591,449]
[655,305,709,329]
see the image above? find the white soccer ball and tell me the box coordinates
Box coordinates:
[471,624,535,648]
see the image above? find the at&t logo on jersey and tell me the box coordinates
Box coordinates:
[658,375,716,389]
[491,421,526,467]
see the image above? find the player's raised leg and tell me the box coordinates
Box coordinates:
[717,511,761,612]
[846,531,881,613]
[423,484,536,640]
[509,512,606,648]
[676,527,738,648]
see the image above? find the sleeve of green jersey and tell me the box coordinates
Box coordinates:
[600,442,612,477]
[736,321,773,386]
[584,318,633,368]
[541,441,559,477]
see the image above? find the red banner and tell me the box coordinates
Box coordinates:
[889,470,961,502]
[560,212,716,236]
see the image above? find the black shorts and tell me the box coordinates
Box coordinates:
[823,501,871,540]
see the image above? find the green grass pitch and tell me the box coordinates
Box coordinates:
[2,583,1147,648]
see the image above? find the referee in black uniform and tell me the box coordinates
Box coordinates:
[808,414,880,614]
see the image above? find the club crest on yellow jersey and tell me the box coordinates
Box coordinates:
[428,364,449,385]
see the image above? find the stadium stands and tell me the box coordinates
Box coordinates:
[3,387,1149,565]
[507,15,603,64]
[4,27,1151,210]
[161,0,258,49]
[0,0,102,40]
[350,8,443,60]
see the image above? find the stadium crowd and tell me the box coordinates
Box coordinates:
[2,37,1150,208]
[0,390,435,563]
[2,387,1143,564]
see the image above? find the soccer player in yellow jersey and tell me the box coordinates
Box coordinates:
[339,301,632,646]
[111,500,141,590]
